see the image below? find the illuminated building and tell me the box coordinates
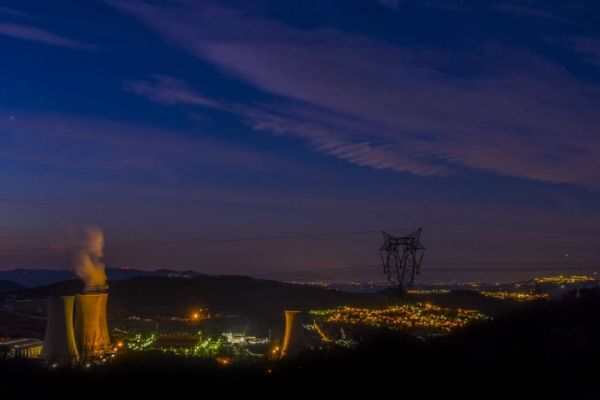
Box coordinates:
[42,296,79,363]
[154,333,200,351]
[126,333,156,351]
[1,338,44,359]
[125,330,270,360]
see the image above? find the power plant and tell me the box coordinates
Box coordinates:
[41,296,79,363]
[280,310,302,358]
[75,291,112,357]
[41,227,112,363]
[42,289,111,363]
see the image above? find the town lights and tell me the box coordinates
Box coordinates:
[479,291,549,302]
[534,275,596,284]
[310,304,490,334]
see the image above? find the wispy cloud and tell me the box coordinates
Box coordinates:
[0,7,31,18]
[0,22,93,49]
[241,106,451,176]
[493,3,564,20]
[379,0,471,12]
[125,74,221,108]
[378,0,402,10]
[127,74,450,176]
[1,112,269,176]
[570,36,600,67]
[109,0,600,187]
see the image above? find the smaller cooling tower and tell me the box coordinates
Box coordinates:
[74,293,111,357]
[42,296,79,363]
[281,310,302,358]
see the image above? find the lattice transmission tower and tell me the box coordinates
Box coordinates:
[379,229,426,291]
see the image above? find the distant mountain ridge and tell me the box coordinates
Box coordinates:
[0,268,204,287]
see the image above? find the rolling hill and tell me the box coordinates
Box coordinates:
[0,279,25,293]
[4,275,521,321]
[6,276,389,320]
[0,268,203,287]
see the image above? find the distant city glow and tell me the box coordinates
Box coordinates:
[406,289,451,295]
[533,275,596,284]
[479,291,549,302]
[310,304,490,333]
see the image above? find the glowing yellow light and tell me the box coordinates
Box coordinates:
[479,291,549,302]
[190,310,201,321]
[216,357,232,366]
[406,289,451,295]
[310,303,490,333]
[534,275,595,284]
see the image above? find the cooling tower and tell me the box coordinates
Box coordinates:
[42,296,79,363]
[74,292,111,358]
[281,310,302,358]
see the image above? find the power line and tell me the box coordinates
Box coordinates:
[1,199,600,234]
[3,224,600,253]
[418,226,600,233]
[0,225,599,256]
[0,198,108,211]
[261,261,600,273]
[255,262,600,280]
[2,223,600,247]
[0,229,380,254]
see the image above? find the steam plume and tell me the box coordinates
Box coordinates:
[73,227,107,291]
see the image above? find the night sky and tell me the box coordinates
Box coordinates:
[1,1,600,282]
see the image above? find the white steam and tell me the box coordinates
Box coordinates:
[73,227,107,291]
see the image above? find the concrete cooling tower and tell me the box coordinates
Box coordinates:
[42,296,79,363]
[74,292,111,357]
[281,310,303,358]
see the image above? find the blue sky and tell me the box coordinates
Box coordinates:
[1,0,600,282]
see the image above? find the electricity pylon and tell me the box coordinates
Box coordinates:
[379,229,425,292]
